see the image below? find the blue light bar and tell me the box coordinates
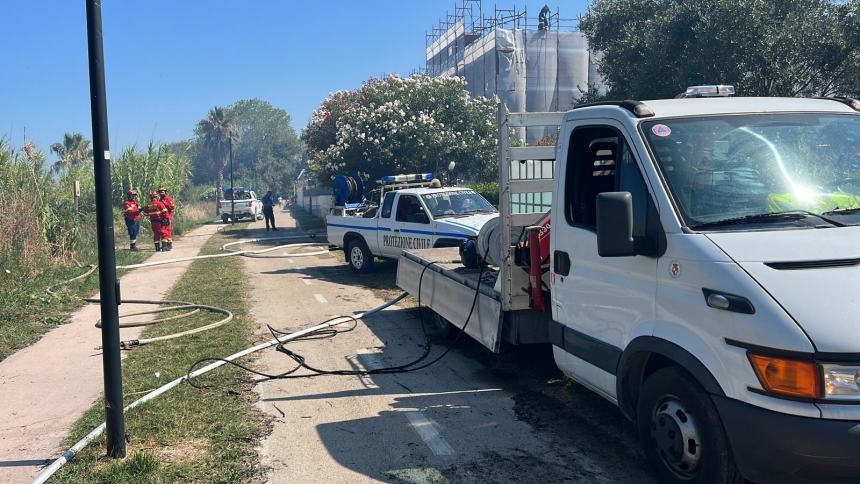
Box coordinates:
[379,173,433,184]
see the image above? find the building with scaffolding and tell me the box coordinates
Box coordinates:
[425,2,602,139]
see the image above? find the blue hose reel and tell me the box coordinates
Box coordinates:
[332,173,365,207]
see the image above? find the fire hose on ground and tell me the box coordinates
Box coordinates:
[32,231,489,484]
[44,234,328,348]
[31,294,408,484]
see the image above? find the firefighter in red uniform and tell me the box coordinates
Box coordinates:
[142,191,170,251]
[158,185,175,251]
[121,189,142,251]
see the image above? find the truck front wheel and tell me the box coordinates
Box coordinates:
[347,239,374,273]
[222,214,230,223]
[636,367,742,484]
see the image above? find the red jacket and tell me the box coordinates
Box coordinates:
[122,199,141,221]
[160,194,175,219]
[142,199,168,222]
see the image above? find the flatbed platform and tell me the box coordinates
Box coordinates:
[400,248,500,300]
[397,247,549,352]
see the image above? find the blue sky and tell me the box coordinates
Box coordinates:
[1,1,588,159]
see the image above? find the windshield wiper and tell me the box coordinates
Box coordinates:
[691,210,844,230]
[821,207,860,216]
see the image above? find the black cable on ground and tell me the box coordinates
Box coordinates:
[187,233,492,386]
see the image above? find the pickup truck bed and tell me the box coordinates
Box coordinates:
[396,247,549,352]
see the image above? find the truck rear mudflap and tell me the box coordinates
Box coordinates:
[397,249,503,353]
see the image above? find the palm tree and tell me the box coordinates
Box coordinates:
[195,107,238,213]
[50,132,92,172]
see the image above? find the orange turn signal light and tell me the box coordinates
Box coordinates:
[748,353,821,399]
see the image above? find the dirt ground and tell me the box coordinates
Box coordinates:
[244,208,654,483]
[0,223,220,483]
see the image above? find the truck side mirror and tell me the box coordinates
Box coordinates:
[597,192,635,257]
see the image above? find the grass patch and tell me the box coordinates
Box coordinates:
[52,229,265,483]
[0,248,149,360]
[0,210,217,361]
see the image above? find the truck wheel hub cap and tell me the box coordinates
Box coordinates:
[651,398,701,476]
[351,247,363,267]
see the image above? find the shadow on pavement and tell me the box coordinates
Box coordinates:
[261,291,651,482]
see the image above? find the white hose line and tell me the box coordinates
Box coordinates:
[30,293,406,484]
[45,235,328,345]
[89,299,234,348]
[220,234,321,252]
[115,236,326,270]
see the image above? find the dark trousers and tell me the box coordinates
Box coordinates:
[125,218,140,242]
[263,206,276,229]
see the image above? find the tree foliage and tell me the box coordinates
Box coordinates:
[303,75,497,183]
[581,0,860,99]
[49,132,92,172]
[194,106,237,206]
[191,100,302,197]
[228,99,303,194]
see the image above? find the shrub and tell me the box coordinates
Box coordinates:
[304,75,498,183]
[465,182,499,207]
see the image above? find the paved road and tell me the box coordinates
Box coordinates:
[244,208,654,483]
[0,223,220,483]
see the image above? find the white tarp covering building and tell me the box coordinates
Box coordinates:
[426,15,604,141]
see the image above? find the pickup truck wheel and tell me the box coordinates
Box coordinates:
[347,239,374,272]
[637,367,742,484]
[221,214,229,223]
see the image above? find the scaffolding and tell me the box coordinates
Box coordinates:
[425,1,602,140]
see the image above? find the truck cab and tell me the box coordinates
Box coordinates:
[398,93,860,483]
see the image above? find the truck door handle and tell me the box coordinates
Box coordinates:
[554,250,571,276]
[393,228,400,232]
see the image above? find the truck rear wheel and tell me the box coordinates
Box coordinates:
[347,239,374,273]
[222,214,229,223]
[636,367,742,484]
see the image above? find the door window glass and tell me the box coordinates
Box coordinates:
[395,195,429,224]
[380,192,395,218]
[565,126,651,237]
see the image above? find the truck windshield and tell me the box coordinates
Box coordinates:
[421,190,497,218]
[643,113,860,230]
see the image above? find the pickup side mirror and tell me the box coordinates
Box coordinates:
[597,192,635,257]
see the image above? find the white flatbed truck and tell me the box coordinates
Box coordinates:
[398,91,860,484]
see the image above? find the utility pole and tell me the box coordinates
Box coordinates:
[86,0,126,458]
[229,137,235,225]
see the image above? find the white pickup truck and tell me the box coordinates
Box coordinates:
[219,187,264,223]
[326,177,497,272]
[397,89,860,484]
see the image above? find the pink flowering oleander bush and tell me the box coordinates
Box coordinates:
[302,75,498,184]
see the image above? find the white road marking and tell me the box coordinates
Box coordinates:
[405,412,455,456]
[351,349,382,389]
[301,278,312,285]
[313,293,328,304]
[356,349,384,370]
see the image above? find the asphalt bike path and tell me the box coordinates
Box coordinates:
[0,222,220,483]
[244,209,654,483]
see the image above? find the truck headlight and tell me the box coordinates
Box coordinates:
[822,364,860,400]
